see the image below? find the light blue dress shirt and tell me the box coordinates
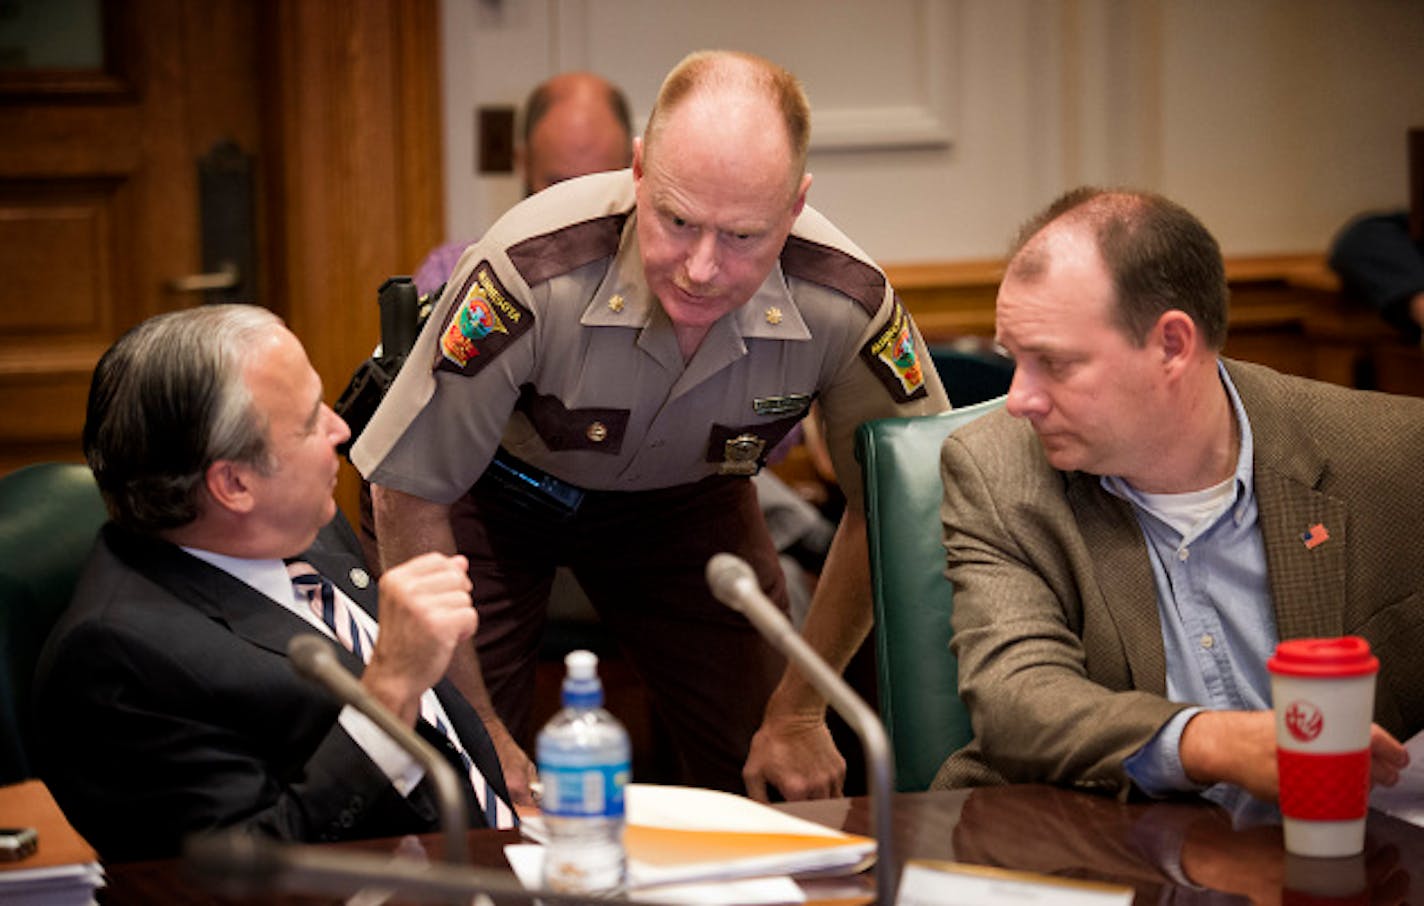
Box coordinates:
[1111,364,1279,805]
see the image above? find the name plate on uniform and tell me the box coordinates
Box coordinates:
[752,394,811,417]
[896,860,1132,906]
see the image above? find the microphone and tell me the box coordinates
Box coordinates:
[706,552,898,905]
[287,633,470,864]
[190,637,689,903]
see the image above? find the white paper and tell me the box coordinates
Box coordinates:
[519,784,872,886]
[505,844,804,905]
[1369,730,1424,825]
[0,860,104,906]
[621,785,851,838]
[896,861,1132,906]
[520,784,856,842]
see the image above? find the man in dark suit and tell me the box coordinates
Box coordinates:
[933,188,1423,807]
[33,304,514,862]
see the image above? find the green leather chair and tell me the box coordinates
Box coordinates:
[0,463,108,783]
[855,396,1005,792]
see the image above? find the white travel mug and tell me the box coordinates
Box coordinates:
[1267,636,1378,858]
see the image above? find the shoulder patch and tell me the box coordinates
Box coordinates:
[859,296,928,403]
[506,213,629,287]
[779,235,885,317]
[434,262,534,377]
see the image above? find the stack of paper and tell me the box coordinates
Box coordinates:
[0,780,104,906]
[509,784,874,903]
[619,784,874,885]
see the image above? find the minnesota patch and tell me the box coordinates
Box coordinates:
[434,262,534,376]
[859,296,927,402]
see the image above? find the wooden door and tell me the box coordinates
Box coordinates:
[0,0,443,524]
[0,0,263,472]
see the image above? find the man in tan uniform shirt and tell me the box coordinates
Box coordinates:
[354,50,948,803]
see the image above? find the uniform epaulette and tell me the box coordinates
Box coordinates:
[507,213,630,288]
[779,234,885,317]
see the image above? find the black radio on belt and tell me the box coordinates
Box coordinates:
[481,449,585,520]
[334,276,434,458]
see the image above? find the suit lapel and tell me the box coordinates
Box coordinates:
[303,525,380,621]
[1067,474,1170,696]
[106,521,370,676]
[1227,361,1347,640]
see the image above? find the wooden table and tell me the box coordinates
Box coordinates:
[100,785,1424,904]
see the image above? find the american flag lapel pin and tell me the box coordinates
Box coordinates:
[1301,523,1330,550]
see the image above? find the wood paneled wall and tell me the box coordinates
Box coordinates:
[886,254,1424,398]
[258,0,443,523]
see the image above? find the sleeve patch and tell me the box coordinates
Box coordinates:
[858,296,928,403]
[434,262,534,377]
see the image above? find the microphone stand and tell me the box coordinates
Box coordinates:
[186,832,635,905]
[288,634,469,864]
[190,636,685,905]
[706,553,898,905]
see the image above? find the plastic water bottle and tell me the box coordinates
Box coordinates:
[537,650,631,893]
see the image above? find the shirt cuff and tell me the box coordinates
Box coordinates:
[1123,707,1205,797]
[338,705,425,796]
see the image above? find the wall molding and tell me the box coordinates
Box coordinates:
[552,0,957,152]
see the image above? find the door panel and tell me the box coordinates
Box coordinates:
[0,0,253,473]
[0,0,444,530]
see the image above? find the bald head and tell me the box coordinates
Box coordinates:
[520,72,633,195]
[1007,187,1229,350]
[642,50,811,196]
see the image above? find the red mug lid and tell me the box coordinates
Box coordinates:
[1268,636,1378,678]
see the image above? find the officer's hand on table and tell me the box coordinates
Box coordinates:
[483,721,540,811]
[743,712,845,802]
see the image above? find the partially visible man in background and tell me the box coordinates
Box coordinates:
[413,71,634,296]
[1329,210,1424,345]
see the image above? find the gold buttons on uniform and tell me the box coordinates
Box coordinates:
[765,307,783,325]
[608,294,625,313]
[586,421,608,443]
[349,568,371,589]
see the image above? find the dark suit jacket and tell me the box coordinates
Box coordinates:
[33,515,509,861]
[933,359,1424,797]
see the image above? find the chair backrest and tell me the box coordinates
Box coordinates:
[856,396,1005,791]
[0,463,107,783]
[928,344,1014,408]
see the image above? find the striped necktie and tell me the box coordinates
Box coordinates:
[285,559,516,829]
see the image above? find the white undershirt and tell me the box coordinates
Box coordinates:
[1128,473,1237,542]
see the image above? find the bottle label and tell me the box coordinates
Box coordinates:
[541,761,629,818]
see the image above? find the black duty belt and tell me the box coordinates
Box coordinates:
[479,449,586,521]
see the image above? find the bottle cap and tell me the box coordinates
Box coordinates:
[1268,636,1378,678]
[565,649,598,680]
[561,649,603,708]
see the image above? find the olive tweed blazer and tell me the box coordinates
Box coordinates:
[933,359,1424,797]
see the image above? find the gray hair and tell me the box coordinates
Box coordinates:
[83,304,282,533]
